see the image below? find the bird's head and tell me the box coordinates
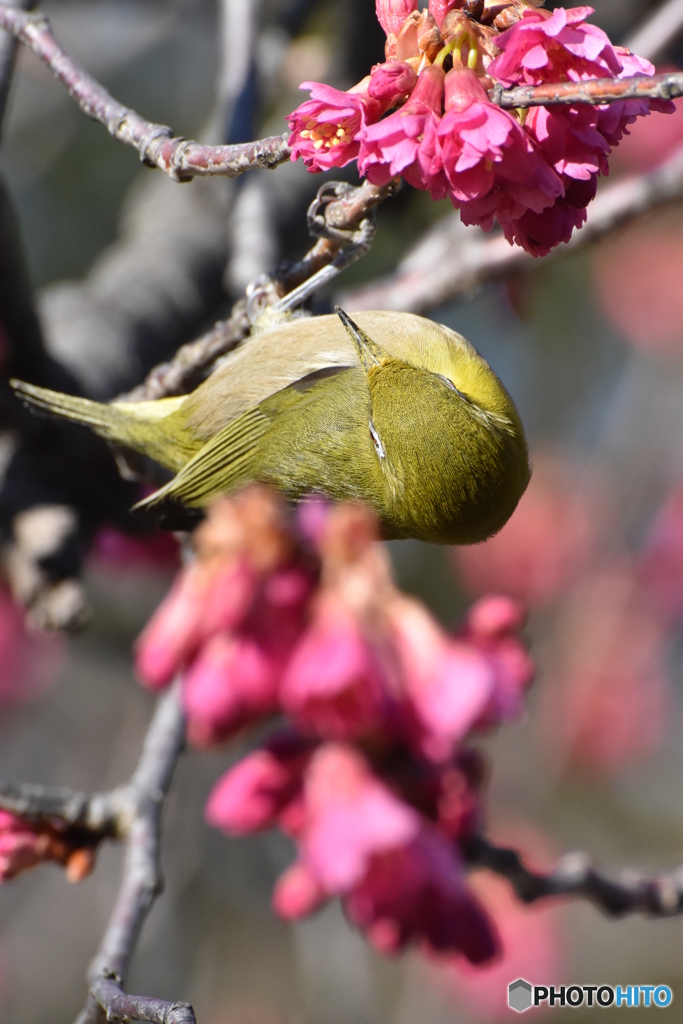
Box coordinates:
[335,306,530,545]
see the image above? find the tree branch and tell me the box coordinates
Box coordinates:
[76,681,193,1024]
[467,835,683,917]
[491,69,683,109]
[128,178,400,401]
[0,4,291,182]
[1,1,681,188]
[341,140,683,313]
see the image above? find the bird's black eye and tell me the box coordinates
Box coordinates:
[437,374,471,403]
[369,419,385,460]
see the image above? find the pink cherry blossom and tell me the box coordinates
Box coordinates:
[344,830,498,961]
[301,745,420,890]
[437,66,563,230]
[375,0,418,40]
[287,82,381,173]
[205,731,313,835]
[458,597,535,727]
[280,595,393,742]
[183,562,314,747]
[488,7,623,87]
[358,65,448,194]
[135,556,256,689]
[640,486,683,620]
[387,595,495,761]
[273,860,327,919]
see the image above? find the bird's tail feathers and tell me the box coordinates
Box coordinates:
[11,380,123,436]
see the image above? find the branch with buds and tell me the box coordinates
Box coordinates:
[0,1,682,186]
[0,684,193,1024]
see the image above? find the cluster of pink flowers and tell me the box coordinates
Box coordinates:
[0,810,95,884]
[287,0,672,256]
[136,487,534,962]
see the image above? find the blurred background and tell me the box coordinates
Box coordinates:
[2,0,683,1020]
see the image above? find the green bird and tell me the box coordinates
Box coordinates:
[11,308,530,545]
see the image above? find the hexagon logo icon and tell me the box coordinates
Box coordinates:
[508,979,533,1013]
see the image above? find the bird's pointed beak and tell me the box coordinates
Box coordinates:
[335,306,384,373]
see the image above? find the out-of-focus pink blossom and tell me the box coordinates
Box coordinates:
[430,830,564,1018]
[453,455,604,607]
[273,860,328,919]
[90,526,179,570]
[184,562,314,746]
[205,732,313,835]
[541,564,671,777]
[0,588,64,708]
[593,218,683,355]
[300,745,419,890]
[287,82,381,173]
[344,830,498,961]
[640,485,683,620]
[459,596,535,726]
[135,487,303,691]
[135,556,256,690]
[0,811,96,883]
[376,0,418,39]
[388,596,495,761]
[272,744,499,962]
[358,65,447,194]
[281,596,392,741]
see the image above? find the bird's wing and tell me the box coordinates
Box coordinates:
[177,310,477,441]
[135,406,269,509]
[181,314,359,439]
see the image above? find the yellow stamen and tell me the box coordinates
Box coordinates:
[434,35,460,69]
[467,42,478,69]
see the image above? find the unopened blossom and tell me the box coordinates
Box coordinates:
[0,811,95,883]
[358,65,447,195]
[376,0,417,39]
[458,595,535,726]
[136,487,306,684]
[368,60,417,106]
[639,486,683,621]
[287,82,381,173]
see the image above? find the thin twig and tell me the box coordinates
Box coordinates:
[0,0,34,138]
[0,4,291,182]
[127,178,400,401]
[467,836,683,917]
[73,682,194,1024]
[341,140,683,313]
[492,69,683,109]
